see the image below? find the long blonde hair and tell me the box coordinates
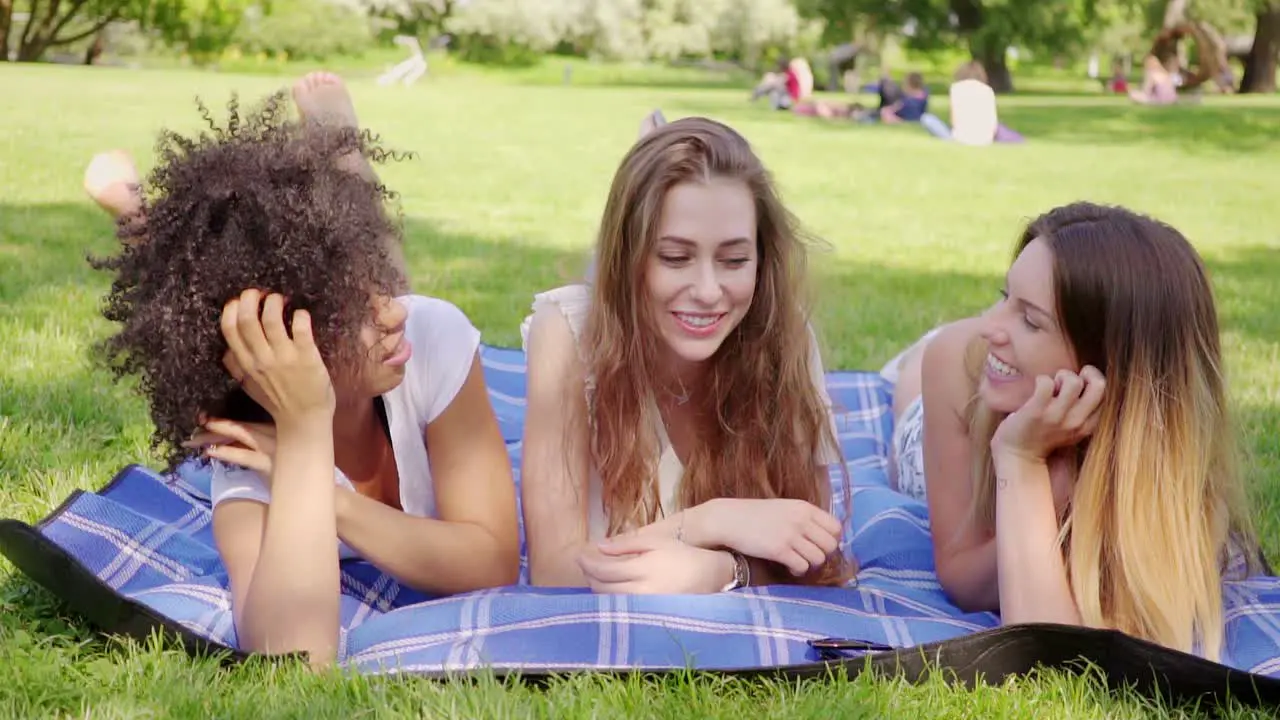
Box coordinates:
[582,117,853,585]
[967,202,1259,660]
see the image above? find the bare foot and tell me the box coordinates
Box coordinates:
[291,71,359,128]
[638,109,667,140]
[292,70,408,290]
[84,150,143,219]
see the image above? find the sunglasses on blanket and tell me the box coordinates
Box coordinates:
[809,637,897,657]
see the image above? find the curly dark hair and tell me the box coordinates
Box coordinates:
[90,91,408,468]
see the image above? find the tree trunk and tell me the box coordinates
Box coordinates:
[1155,0,1190,73]
[83,28,102,64]
[973,41,1013,93]
[0,1,12,61]
[14,1,123,63]
[1162,0,1188,28]
[949,0,1013,92]
[1240,7,1280,94]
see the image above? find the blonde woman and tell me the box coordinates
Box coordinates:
[885,201,1260,660]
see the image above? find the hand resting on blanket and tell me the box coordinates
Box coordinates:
[602,499,842,577]
[578,535,737,594]
[571,499,842,593]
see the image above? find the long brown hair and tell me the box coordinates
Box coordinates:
[582,117,852,584]
[967,202,1259,659]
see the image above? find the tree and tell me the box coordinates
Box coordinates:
[1240,1,1279,92]
[2,0,140,62]
[361,0,458,40]
[1,0,257,63]
[809,0,1108,93]
[443,0,807,66]
[1143,0,1269,93]
[147,0,258,63]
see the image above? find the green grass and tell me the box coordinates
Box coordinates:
[2,60,1279,717]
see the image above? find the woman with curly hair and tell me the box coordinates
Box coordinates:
[519,114,853,594]
[882,201,1261,661]
[87,73,519,665]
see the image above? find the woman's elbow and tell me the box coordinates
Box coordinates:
[934,556,998,613]
[490,540,521,587]
[473,528,520,588]
[236,614,339,668]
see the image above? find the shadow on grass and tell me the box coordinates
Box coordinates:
[0,369,152,485]
[398,216,593,348]
[1206,246,1280,348]
[3,199,1275,362]
[0,564,95,650]
[0,201,119,313]
[1240,402,1280,565]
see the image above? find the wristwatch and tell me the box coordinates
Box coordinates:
[721,551,751,592]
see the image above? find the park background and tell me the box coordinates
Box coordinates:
[1,0,1278,716]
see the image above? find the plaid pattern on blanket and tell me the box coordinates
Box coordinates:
[28,345,1280,675]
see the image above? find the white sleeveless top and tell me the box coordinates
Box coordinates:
[949,79,998,146]
[519,283,837,542]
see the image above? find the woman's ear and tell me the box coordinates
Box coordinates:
[638,109,667,140]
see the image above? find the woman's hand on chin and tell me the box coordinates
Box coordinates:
[992,366,1106,465]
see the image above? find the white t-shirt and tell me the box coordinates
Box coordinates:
[949,79,998,147]
[209,294,482,559]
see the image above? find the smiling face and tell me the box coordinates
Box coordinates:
[644,177,758,372]
[976,237,1079,414]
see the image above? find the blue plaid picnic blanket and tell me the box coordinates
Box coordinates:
[27,345,1280,676]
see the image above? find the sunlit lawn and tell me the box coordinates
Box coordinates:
[1,59,1278,717]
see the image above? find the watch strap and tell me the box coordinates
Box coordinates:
[720,551,750,592]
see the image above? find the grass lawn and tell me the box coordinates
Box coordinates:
[1,59,1278,717]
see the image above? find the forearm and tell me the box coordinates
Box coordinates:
[935,540,1001,612]
[531,552,590,587]
[336,489,519,594]
[239,421,341,663]
[993,453,1081,626]
[665,502,794,587]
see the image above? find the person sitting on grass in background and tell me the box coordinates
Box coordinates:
[750,57,815,110]
[877,71,954,139]
[948,60,1000,146]
[875,71,904,117]
[84,72,519,667]
[790,99,873,122]
[933,61,1025,145]
[880,71,930,123]
[881,201,1262,662]
[519,112,854,595]
[1129,54,1178,106]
